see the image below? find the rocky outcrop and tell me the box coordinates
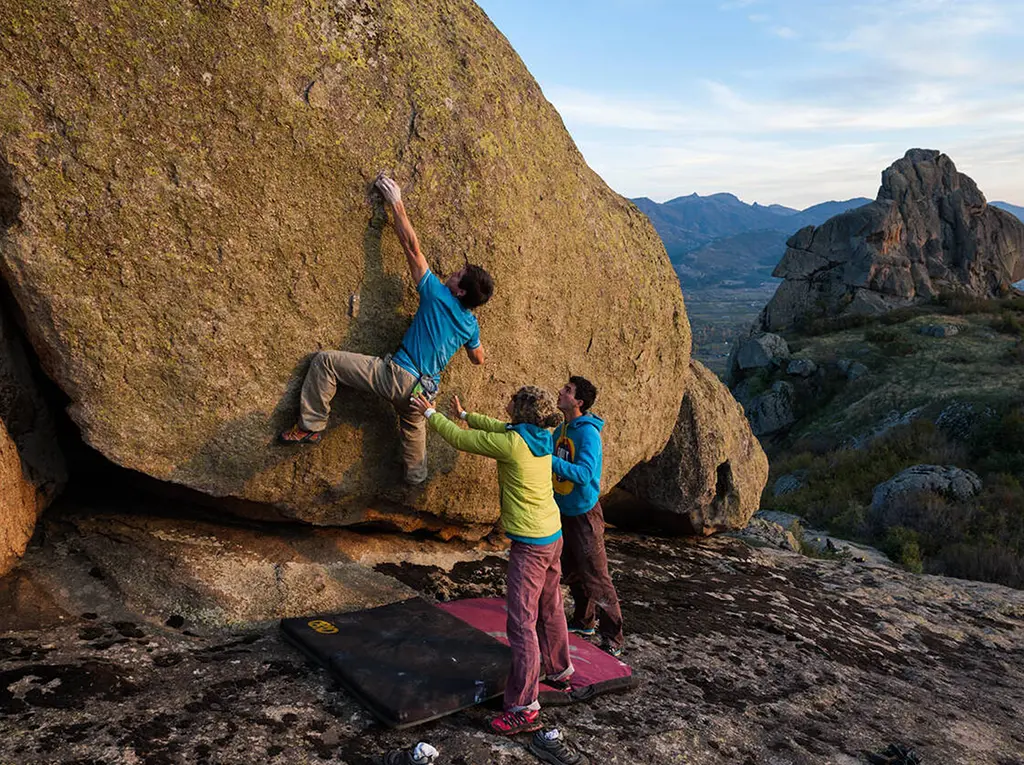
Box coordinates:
[0,304,66,575]
[725,332,790,384]
[744,380,796,436]
[0,0,688,529]
[758,149,1024,331]
[620,361,768,534]
[872,464,982,514]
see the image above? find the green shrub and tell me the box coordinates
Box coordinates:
[991,311,1024,337]
[864,328,899,344]
[882,526,924,573]
[1003,340,1024,365]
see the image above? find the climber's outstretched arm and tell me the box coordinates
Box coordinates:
[375,173,428,284]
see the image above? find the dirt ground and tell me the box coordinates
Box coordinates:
[2,525,1023,765]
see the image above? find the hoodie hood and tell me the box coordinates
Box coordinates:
[565,413,604,433]
[508,423,554,457]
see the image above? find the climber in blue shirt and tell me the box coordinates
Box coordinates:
[280,173,494,485]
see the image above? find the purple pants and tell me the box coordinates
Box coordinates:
[504,537,573,711]
[561,501,624,649]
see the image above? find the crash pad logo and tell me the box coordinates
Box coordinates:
[307,620,339,634]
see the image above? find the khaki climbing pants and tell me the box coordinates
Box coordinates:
[299,350,427,484]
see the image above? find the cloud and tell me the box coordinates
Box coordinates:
[531,0,1024,206]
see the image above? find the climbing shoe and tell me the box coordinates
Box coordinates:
[490,708,543,736]
[527,728,590,765]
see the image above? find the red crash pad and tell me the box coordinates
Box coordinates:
[439,597,636,704]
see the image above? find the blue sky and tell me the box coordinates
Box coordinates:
[475,0,1024,208]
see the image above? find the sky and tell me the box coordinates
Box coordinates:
[475,0,1024,209]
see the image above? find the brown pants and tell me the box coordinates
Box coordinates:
[561,501,624,649]
[298,350,427,483]
[505,538,573,711]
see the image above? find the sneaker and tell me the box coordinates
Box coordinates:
[567,623,596,637]
[489,708,543,736]
[527,728,590,765]
[379,743,438,765]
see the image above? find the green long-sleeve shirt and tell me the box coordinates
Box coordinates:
[428,412,561,543]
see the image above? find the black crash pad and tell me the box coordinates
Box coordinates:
[280,598,510,728]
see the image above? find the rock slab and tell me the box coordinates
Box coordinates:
[0,0,688,528]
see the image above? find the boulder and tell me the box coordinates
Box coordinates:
[746,380,796,436]
[620,361,768,535]
[0,420,40,576]
[758,150,1024,331]
[772,472,806,497]
[786,358,817,377]
[726,333,790,383]
[0,303,66,576]
[871,465,982,514]
[0,0,688,529]
[919,324,960,338]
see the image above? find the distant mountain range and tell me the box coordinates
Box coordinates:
[631,193,872,288]
[633,193,1024,290]
[993,201,1024,222]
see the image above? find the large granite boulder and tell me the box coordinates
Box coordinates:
[758,149,1024,331]
[620,361,768,535]
[0,303,66,576]
[0,0,688,528]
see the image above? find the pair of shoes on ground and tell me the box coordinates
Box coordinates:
[489,714,589,765]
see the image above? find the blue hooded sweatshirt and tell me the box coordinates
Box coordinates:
[550,414,605,516]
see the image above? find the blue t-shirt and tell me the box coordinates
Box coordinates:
[392,270,481,384]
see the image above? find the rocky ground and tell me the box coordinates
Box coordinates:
[2,513,1023,765]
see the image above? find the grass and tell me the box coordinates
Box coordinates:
[755,293,1024,588]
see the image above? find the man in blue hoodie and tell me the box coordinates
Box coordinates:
[551,375,624,656]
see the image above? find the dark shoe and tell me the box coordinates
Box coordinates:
[278,424,323,444]
[527,728,590,765]
[543,671,574,693]
[378,742,438,765]
[567,622,596,637]
[490,708,542,736]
